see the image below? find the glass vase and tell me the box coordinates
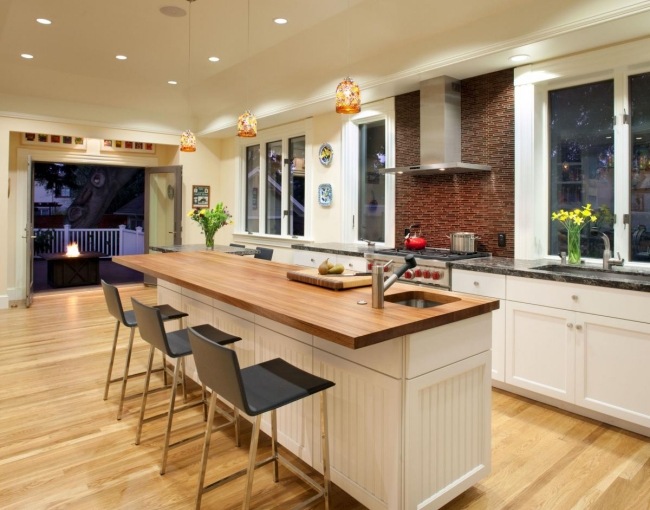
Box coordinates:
[567,228,581,264]
[205,233,215,250]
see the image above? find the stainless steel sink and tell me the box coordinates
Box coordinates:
[532,264,650,282]
[384,290,460,308]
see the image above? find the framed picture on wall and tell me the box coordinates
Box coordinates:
[192,185,210,209]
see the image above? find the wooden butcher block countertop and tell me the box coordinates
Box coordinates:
[114,251,499,349]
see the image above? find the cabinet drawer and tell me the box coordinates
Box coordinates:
[293,250,321,267]
[336,254,368,272]
[452,269,506,299]
[507,275,648,323]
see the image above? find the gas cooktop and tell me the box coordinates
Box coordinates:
[375,247,491,262]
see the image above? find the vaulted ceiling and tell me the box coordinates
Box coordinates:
[2,0,650,138]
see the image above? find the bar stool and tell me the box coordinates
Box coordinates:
[131,298,241,475]
[188,326,335,510]
[101,279,188,420]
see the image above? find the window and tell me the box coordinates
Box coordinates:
[242,131,306,237]
[515,39,650,264]
[358,121,386,242]
[629,72,650,261]
[548,80,614,258]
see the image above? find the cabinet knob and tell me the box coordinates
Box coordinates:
[473,281,479,286]
[576,324,583,331]
[310,258,315,263]
[348,263,354,268]
[567,323,574,329]
[571,294,579,301]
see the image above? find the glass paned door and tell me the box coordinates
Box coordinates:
[548,80,615,258]
[288,136,305,237]
[266,140,282,235]
[629,72,650,262]
[358,121,386,243]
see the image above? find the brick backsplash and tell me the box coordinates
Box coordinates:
[394,68,514,257]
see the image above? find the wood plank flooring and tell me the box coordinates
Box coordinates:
[0,285,649,509]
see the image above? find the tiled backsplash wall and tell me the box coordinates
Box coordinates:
[394,68,514,257]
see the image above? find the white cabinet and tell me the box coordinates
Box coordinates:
[505,275,650,429]
[575,312,650,428]
[452,269,506,382]
[292,250,369,272]
[505,301,575,401]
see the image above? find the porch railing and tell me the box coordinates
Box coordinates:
[34,225,144,257]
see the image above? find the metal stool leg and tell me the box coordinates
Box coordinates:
[116,326,136,420]
[243,415,263,510]
[160,357,181,475]
[195,391,218,510]
[135,345,156,445]
[103,320,121,400]
[321,392,331,510]
[271,410,279,482]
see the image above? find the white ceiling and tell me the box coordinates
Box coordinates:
[2,0,650,139]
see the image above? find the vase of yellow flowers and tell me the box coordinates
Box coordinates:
[187,202,233,250]
[551,203,597,264]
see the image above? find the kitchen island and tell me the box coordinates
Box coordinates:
[115,251,499,510]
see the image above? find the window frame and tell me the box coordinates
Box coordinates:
[236,121,312,241]
[514,39,650,266]
[341,98,396,247]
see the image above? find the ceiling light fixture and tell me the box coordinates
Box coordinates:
[237,0,257,137]
[36,18,52,25]
[115,55,127,61]
[168,80,178,85]
[509,54,530,62]
[335,1,360,114]
[274,18,288,25]
[180,0,197,152]
[208,56,220,62]
[21,54,34,60]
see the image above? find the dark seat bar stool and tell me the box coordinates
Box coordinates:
[131,298,241,475]
[101,280,188,420]
[188,326,335,510]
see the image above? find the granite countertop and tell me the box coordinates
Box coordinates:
[291,242,381,257]
[150,244,258,256]
[449,257,650,293]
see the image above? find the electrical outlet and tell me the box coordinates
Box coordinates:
[498,233,506,247]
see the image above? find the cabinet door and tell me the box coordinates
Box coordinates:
[336,254,368,272]
[575,313,650,428]
[505,301,575,402]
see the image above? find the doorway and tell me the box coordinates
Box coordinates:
[32,162,146,292]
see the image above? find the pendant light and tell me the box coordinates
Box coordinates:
[335,1,361,114]
[180,0,197,152]
[237,0,257,137]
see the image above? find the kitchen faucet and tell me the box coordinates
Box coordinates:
[599,231,624,270]
[372,254,417,309]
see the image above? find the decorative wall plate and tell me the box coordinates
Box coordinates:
[318,183,333,206]
[319,143,333,166]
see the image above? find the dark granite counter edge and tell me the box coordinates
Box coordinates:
[291,243,375,257]
[449,257,650,293]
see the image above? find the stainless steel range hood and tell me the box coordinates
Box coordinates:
[381,76,491,175]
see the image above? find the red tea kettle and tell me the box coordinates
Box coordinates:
[404,224,427,250]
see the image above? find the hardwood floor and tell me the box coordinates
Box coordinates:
[1,285,649,509]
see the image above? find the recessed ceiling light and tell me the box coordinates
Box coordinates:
[36,18,52,25]
[274,18,288,24]
[168,80,178,85]
[509,54,530,63]
[208,56,220,62]
[21,54,34,60]
[115,55,127,61]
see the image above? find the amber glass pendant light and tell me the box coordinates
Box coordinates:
[335,77,361,114]
[237,0,257,137]
[335,1,361,114]
[180,0,197,152]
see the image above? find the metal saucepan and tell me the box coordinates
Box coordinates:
[447,232,480,253]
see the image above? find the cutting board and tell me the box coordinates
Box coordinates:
[286,268,372,290]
